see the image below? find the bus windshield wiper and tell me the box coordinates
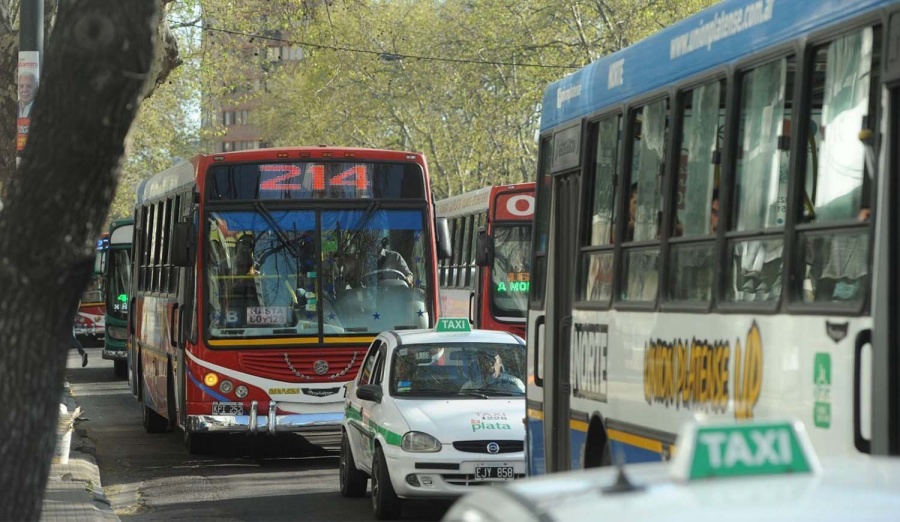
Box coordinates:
[254,202,304,261]
[344,200,381,250]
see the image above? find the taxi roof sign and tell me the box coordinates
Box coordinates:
[435,318,471,333]
[671,420,821,481]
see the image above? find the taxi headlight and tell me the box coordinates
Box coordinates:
[401,431,441,453]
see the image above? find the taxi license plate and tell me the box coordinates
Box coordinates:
[475,466,515,479]
[212,402,244,415]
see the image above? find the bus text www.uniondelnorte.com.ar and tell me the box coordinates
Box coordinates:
[670,0,775,60]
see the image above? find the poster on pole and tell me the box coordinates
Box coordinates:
[17,51,40,155]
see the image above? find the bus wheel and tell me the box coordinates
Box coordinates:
[142,401,168,433]
[584,419,611,468]
[114,360,127,379]
[371,446,401,520]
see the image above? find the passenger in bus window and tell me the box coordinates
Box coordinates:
[374,238,413,285]
[230,234,261,323]
[711,189,719,233]
[347,238,413,287]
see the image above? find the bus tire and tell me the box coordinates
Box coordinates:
[371,446,401,520]
[584,418,610,468]
[114,360,127,379]
[142,400,168,433]
[339,431,368,498]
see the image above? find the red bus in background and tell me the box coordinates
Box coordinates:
[128,147,450,453]
[436,183,535,337]
[75,234,109,347]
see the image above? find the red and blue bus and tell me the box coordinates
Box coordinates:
[75,234,109,347]
[128,147,450,453]
[436,183,535,337]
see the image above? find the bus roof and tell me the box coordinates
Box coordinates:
[435,182,535,219]
[540,0,891,132]
[135,147,430,204]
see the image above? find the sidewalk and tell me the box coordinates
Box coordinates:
[41,381,119,522]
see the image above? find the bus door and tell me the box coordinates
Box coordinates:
[546,171,581,472]
[873,21,900,455]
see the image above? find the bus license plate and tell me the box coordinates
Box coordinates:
[475,466,514,479]
[212,402,244,416]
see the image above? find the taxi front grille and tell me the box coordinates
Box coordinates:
[441,473,526,486]
[452,440,524,454]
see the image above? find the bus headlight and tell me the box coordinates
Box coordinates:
[219,380,234,394]
[235,385,249,399]
[107,326,127,340]
[401,431,442,452]
[204,373,219,387]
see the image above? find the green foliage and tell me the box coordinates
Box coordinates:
[197,0,715,198]
[115,0,718,210]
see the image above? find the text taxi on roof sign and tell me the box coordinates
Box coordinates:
[443,418,900,522]
[339,319,527,520]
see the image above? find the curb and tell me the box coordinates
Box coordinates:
[40,382,120,521]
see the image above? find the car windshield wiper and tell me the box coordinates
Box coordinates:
[458,390,491,399]
[404,387,454,396]
[462,388,522,397]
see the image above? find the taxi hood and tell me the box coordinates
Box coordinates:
[393,398,525,442]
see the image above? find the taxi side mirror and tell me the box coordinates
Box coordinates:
[356,384,383,403]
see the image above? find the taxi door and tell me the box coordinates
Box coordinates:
[347,341,386,472]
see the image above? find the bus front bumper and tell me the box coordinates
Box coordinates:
[102,349,127,361]
[185,400,342,435]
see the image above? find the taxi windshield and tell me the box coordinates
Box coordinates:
[389,342,525,398]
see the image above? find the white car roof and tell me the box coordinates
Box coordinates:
[383,328,524,347]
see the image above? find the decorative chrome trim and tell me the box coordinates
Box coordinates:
[249,400,258,434]
[184,411,343,434]
[268,401,277,435]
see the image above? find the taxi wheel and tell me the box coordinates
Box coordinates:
[340,432,368,497]
[371,447,402,520]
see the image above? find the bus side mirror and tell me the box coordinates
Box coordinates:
[435,217,452,260]
[171,222,196,267]
[475,230,493,267]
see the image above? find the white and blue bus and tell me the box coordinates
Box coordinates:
[528,0,900,475]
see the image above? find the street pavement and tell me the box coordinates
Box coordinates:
[40,351,119,522]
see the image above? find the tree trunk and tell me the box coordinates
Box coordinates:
[0,1,156,518]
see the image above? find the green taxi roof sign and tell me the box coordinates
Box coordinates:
[671,420,821,481]
[435,318,472,333]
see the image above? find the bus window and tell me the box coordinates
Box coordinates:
[667,80,725,303]
[795,28,877,304]
[726,57,795,303]
[621,98,668,302]
[580,115,620,303]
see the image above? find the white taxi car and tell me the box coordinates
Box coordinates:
[444,419,900,522]
[340,318,527,519]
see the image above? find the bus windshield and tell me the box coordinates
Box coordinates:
[207,206,431,339]
[106,248,131,321]
[491,224,532,319]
